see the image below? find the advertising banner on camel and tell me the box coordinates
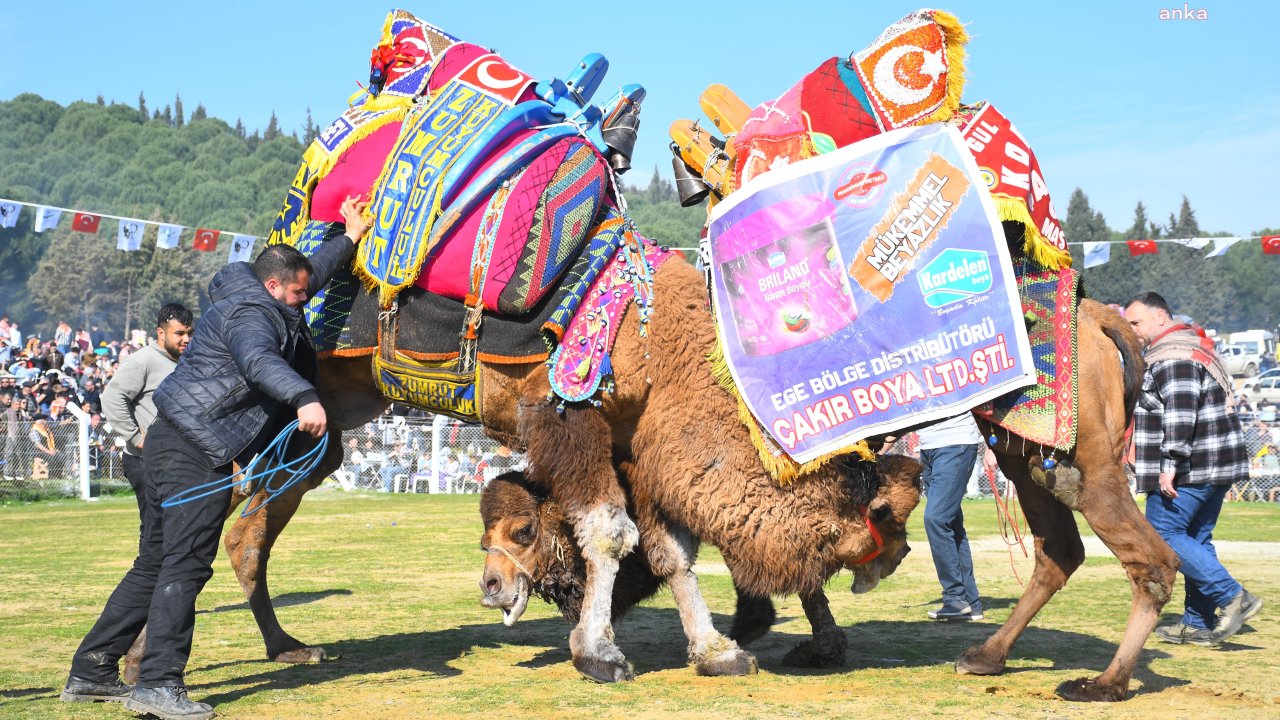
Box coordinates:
[707,123,1035,463]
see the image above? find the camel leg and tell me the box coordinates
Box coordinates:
[633,507,755,676]
[782,589,848,668]
[956,455,1084,676]
[1054,460,1177,702]
[223,428,345,663]
[520,403,638,682]
[729,582,777,646]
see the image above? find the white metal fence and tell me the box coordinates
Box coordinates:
[4,411,1279,503]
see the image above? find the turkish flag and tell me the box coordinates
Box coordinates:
[72,212,101,233]
[1262,235,1280,255]
[1127,239,1158,256]
[192,228,220,252]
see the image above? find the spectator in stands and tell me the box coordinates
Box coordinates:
[55,320,72,354]
[1126,292,1265,647]
[79,379,101,415]
[380,441,411,492]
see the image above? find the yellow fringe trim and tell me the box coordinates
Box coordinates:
[268,107,408,248]
[918,10,970,126]
[707,339,875,485]
[991,194,1073,269]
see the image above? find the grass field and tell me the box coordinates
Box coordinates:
[2,489,1277,719]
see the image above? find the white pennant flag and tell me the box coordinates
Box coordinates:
[228,234,256,263]
[0,201,19,229]
[1083,241,1111,269]
[156,223,183,249]
[1204,237,1243,258]
[1169,237,1212,251]
[34,206,62,233]
[117,219,145,251]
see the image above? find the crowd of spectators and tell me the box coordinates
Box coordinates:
[0,315,142,481]
[340,409,523,493]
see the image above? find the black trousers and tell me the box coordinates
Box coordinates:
[70,417,232,688]
[122,452,146,518]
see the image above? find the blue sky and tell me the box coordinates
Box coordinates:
[1,1,1274,236]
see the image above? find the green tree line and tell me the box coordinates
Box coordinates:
[1,93,1274,339]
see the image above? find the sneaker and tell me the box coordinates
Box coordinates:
[59,675,133,703]
[125,685,215,720]
[1211,588,1263,645]
[928,600,983,621]
[1154,621,1219,647]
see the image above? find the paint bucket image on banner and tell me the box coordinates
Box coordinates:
[718,195,858,356]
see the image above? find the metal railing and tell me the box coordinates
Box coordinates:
[5,412,1277,502]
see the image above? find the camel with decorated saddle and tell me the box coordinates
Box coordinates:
[126,8,1174,704]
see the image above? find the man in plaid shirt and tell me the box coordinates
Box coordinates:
[1126,292,1263,646]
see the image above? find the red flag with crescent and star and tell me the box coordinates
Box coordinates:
[72,212,101,233]
[1262,235,1280,255]
[1127,239,1158,256]
[193,228,220,252]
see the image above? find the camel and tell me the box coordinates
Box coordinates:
[478,456,922,668]
[124,237,1169,701]
[955,291,1177,702]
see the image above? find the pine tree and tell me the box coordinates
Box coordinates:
[264,111,281,141]
[1127,201,1150,240]
[190,103,207,122]
[137,91,148,120]
[160,105,173,125]
[234,117,246,138]
[174,93,184,128]
[95,94,105,106]
[303,107,319,145]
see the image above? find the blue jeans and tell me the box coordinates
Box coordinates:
[1145,483,1241,629]
[921,443,981,606]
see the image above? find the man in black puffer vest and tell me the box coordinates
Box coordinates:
[64,197,370,720]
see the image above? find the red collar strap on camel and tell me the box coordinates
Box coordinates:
[849,508,885,565]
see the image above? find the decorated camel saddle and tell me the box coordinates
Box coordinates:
[670,9,1080,479]
[269,9,672,420]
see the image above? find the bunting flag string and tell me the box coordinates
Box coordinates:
[0,196,261,261]
[0,195,1273,268]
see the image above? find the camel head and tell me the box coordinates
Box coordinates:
[840,454,923,594]
[478,472,569,626]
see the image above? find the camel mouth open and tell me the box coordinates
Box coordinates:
[499,575,530,627]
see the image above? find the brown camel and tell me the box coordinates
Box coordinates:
[123,256,913,683]
[955,289,1177,702]
[479,456,922,668]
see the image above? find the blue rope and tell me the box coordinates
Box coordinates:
[160,420,330,517]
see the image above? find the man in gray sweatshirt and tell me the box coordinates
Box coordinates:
[100,304,193,512]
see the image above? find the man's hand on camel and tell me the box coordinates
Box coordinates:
[339,195,372,242]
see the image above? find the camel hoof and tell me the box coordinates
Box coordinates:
[782,636,847,668]
[696,648,759,676]
[573,655,636,683]
[273,647,326,664]
[1055,676,1127,702]
[955,647,1005,676]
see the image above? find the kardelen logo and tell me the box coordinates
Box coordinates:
[917,248,992,308]
[834,162,888,208]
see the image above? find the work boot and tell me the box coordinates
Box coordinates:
[1212,589,1263,644]
[59,675,132,703]
[125,685,215,720]
[1154,622,1218,647]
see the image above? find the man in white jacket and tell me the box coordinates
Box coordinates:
[100,304,193,512]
